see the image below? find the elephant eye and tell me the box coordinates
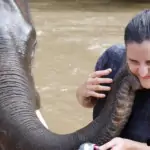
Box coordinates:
[30,40,37,64]
[30,40,36,56]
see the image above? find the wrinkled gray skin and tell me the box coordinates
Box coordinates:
[0,0,142,150]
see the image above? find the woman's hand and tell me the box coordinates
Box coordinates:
[97,137,149,150]
[76,68,113,108]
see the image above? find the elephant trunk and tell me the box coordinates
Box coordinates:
[0,48,79,149]
[0,45,141,150]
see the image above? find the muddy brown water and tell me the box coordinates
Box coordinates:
[29,0,150,134]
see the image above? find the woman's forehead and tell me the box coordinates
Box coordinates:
[126,41,150,60]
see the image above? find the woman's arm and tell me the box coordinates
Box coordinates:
[76,68,112,108]
[76,49,112,108]
[76,44,125,108]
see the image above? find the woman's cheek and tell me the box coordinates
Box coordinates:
[128,64,138,75]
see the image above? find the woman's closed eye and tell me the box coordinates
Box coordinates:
[129,59,139,65]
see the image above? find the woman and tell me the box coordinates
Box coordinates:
[76,10,150,150]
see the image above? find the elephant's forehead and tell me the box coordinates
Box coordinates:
[15,0,31,24]
[0,1,35,57]
[0,0,32,41]
[0,11,31,40]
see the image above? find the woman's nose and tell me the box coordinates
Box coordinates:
[138,65,149,77]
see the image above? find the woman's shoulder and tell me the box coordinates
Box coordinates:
[104,44,126,60]
[95,44,126,79]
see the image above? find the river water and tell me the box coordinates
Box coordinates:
[29,0,149,134]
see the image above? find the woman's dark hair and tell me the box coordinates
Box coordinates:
[124,9,150,44]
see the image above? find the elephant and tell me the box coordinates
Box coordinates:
[0,0,142,150]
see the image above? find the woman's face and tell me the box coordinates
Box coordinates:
[127,41,150,89]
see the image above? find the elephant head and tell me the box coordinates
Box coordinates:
[0,0,142,150]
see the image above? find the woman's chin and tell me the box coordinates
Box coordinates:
[140,80,150,89]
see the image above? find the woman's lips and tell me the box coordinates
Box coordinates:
[142,76,150,79]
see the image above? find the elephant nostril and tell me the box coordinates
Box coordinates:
[129,75,142,91]
[0,143,5,150]
[0,130,9,150]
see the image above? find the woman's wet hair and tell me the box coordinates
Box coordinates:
[124,9,150,44]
